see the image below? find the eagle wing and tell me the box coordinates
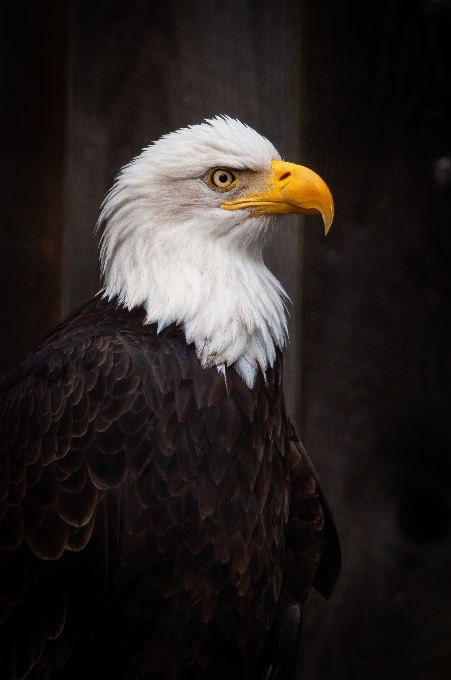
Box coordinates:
[260,430,341,680]
[284,432,341,603]
[0,329,141,679]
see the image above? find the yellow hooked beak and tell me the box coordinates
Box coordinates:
[221,160,334,234]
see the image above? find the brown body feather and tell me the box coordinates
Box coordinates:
[0,296,340,680]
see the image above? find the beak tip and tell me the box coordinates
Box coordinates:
[323,206,334,235]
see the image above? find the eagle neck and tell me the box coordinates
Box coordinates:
[102,227,288,388]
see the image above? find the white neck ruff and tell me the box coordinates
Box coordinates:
[101,214,288,388]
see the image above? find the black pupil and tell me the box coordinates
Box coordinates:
[218,173,228,184]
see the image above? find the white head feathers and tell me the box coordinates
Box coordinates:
[98,116,289,388]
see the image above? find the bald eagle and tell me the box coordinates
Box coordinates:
[0,117,340,680]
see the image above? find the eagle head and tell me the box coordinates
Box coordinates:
[98,116,333,387]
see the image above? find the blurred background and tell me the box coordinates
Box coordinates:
[1,1,451,678]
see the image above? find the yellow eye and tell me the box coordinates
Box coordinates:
[208,168,237,190]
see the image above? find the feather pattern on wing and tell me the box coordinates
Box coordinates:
[0,296,338,680]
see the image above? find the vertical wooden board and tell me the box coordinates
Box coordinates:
[0,1,68,377]
[65,0,305,424]
[298,1,451,678]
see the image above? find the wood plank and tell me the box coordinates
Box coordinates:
[65,0,304,425]
[0,1,68,377]
[299,1,451,678]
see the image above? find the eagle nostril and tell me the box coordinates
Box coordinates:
[279,172,291,182]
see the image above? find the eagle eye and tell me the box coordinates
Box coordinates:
[208,168,237,190]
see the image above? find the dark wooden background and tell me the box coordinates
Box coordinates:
[1,1,451,679]
[299,1,451,678]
